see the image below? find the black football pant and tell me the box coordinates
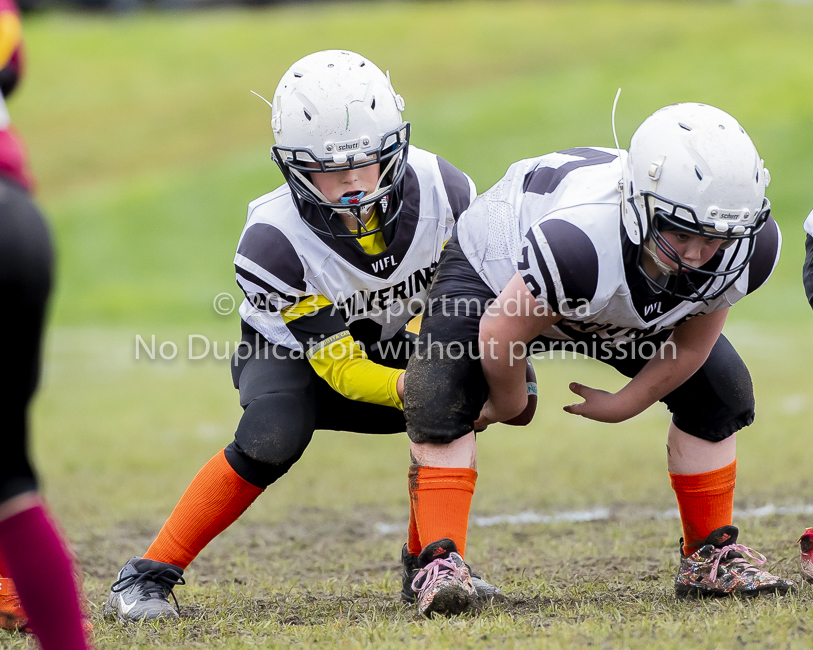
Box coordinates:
[0,177,53,505]
[224,324,410,489]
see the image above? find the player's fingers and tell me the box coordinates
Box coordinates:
[568,382,588,397]
[563,401,583,415]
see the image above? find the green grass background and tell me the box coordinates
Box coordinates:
[6,1,813,647]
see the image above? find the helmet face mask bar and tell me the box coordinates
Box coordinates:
[271,122,410,239]
[628,188,771,302]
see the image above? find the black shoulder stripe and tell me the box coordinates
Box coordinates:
[524,229,557,308]
[237,223,306,291]
[539,219,599,303]
[437,156,472,221]
[746,216,780,295]
[235,267,298,309]
[235,266,275,294]
[523,148,616,196]
[804,233,813,309]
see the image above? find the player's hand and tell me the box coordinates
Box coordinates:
[563,382,635,423]
[473,401,498,432]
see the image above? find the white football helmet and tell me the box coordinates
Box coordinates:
[266,50,409,238]
[621,103,771,301]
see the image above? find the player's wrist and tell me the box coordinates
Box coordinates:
[611,388,650,422]
[485,391,527,423]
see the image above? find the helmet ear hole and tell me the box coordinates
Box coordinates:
[371,97,376,110]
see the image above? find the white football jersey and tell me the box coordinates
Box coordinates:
[458,147,781,345]
[804,208,813,236]
[235,146,476,349]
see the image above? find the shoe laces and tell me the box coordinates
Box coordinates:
[411,556,469,598]
[111,566,186,613]
[709,544,767,582]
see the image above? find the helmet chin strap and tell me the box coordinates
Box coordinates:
[642,194,678,276]
[640,155,677,276]
[643,237,678,276]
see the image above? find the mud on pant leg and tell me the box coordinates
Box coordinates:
[404,352,488,445]
[225,348,318,489]
[404,229,494,446]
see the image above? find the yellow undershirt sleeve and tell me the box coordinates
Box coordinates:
[280,294,333,323]
[307,332,404,410]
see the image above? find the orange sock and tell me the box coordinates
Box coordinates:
[144,449,263,569]
[409,466,477,558]
[670,459,737,555]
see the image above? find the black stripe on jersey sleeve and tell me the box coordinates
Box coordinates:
[524,229,558,308]
[804,234,813,309]
[522,148,617,196]
[539,219,600,303]
[437,156,472,221]
[237,223,307,292]
[285,306,348,350]
[235,267,302,312]
[746,215,780,295]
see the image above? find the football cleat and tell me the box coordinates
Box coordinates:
[0,577,28,632]
[400,544,420,603]
[675,525,793,597]
[410,539,476,617]
[400,543,502,603]
[797,527,813,584]
[104,556,185,621]
[470,568,503,601]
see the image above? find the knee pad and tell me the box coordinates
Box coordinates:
[227,393,315,488]
[404,351,487,445]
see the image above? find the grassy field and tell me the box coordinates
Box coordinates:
[4,0,813,647]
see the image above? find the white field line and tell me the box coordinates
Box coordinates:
[374,503,813,535]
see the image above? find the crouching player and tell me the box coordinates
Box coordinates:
[104,50,502,621]
[405,103,792,616]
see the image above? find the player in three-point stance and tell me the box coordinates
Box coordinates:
[404,103,792,616]
[104,50,500,621]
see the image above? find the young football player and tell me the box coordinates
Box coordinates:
[0,0,92,646]
[404,102,791,616]
[104,49,500,621]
